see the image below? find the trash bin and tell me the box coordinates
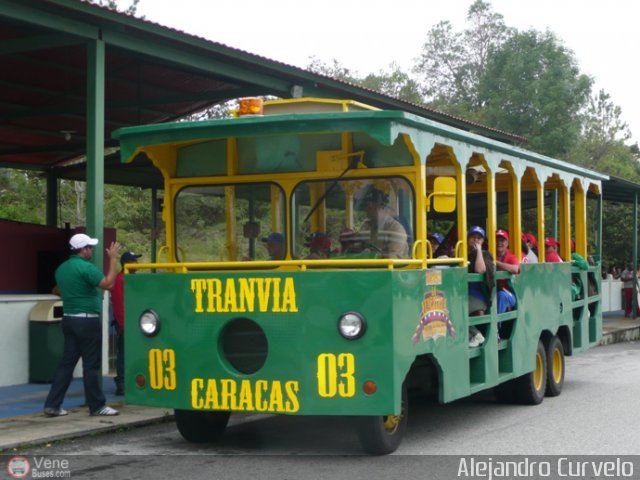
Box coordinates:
[29,300,64,383]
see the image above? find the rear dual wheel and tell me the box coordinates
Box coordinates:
[356,384,408,455]
[513,340,547,404]
[497,335,565,404]
[545,335,565,397]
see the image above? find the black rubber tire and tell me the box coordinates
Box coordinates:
[545,335,565,397]
[355,384,408,455]
[513,339,547,405]
[174,409,230,443]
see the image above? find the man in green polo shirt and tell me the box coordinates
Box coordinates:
[44,233,121,417]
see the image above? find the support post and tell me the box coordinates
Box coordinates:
[633,193,638,318]
[85,38,105,267]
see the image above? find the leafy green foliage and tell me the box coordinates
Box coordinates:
[414,0,511,112]
[306,56,360,83]
[103,184,153,255]
[478,29,592,157]
[90,0,141,16]
[0,170,46,223]
[360,63,423,104]
[565,89,640,267]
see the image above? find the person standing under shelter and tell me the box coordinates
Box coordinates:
[621,263,635,317]
[44,233,121,417]
[111,251,142,395]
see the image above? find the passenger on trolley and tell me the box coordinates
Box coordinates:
[544,237,563,262]
[495,229,519,315]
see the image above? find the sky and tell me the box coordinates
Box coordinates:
[136,0,639,145]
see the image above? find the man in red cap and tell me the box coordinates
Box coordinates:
[305,232,332,259]
[545,237,563,262]
[495,229,519,314]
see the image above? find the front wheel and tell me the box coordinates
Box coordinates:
[355,384,408,455]
[513,339,547,405]
[174,409,230,443]
[545,335,565,397]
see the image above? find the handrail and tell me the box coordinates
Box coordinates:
[127,258,423,273]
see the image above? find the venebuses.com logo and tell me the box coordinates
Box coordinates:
[6,455,71,478]
[6,456,30,479]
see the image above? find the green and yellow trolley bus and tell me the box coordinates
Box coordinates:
[113,98,605,454]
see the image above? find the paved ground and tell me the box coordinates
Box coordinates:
[0,313,638,453]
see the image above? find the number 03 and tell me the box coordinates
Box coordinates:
[316,353,355,398]
[148,348,176,390]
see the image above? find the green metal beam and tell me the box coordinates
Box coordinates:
[85,38,105,267]
[0,33,83,55]
[102,29,293,95]
[0,142,85,156]
[0,84,264,123]
[0,0,99,38]
[597,194,603,259]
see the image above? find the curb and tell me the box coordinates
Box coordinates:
[0,410,175,453]
[600,326,640,345]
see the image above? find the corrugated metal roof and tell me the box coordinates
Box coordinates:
[0,0,527,181]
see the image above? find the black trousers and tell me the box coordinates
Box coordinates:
[44,315,106,413]
[114,331,124,390]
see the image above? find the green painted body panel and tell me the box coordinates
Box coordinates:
[123,263,601,414]
[177,139,227,177]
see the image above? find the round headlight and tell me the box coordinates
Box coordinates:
[139,310,160,337]
[338,312,366,340]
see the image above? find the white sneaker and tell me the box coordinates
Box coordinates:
[44,407,68,417]
[469,329,485,348]
[90,405,119,416]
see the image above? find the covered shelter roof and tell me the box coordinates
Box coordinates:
[601,175,640,204]
[1,0,527,189]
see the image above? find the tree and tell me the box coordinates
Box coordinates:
[90,0,141,16]
[0,170,46,223]
[566,89,639,268]
[359,63,423,104]
[306,56,359,83]
[413,0,510,114]
[307,57,422,104]
[568,89,638,178]
[478,29,592,157]
[181,101,238,121]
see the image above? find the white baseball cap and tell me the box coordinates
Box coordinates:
[69,233,99,249]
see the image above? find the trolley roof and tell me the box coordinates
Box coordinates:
[114,108,609,184]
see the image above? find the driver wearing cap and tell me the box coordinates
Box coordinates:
[355,185,408,259]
